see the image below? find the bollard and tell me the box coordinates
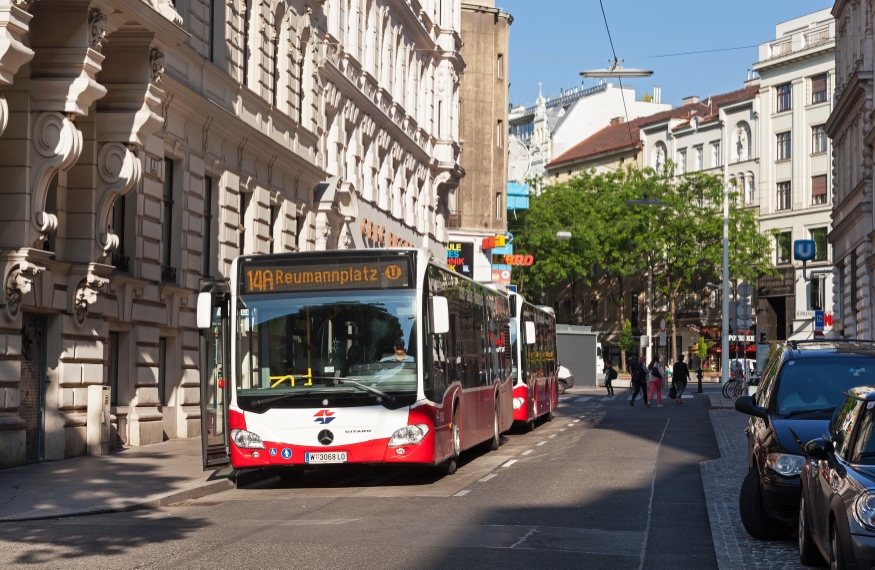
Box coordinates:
[696,369,704,394]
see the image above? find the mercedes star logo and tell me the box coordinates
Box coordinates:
[317,429,334,446]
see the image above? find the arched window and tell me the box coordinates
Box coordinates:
[747,172,756,204]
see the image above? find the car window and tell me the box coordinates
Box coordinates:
[850,403,875,464]
[775,357,875,417]
[756,345,784,407]
[833,397,865,460]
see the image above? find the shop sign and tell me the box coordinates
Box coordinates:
[492,269,511,285]
[729,335,756,342]
[492,254,534,267]
[447,242,474,277]
[360,218,414,248]
[757,267,795,298]
[482,235,506,250]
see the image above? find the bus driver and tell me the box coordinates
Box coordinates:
[381,339,414,363]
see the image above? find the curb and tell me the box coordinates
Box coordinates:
[0,477,236,523]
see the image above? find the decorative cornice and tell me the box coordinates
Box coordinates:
[0,3,33,85]
[827,70,872,137]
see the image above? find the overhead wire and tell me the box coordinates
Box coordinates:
[596,0,635,147]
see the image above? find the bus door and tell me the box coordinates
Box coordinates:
[198,284,231,470]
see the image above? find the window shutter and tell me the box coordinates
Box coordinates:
[812,175,827,196]
[812,75,827,94]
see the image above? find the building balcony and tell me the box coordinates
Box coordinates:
[111,254,130,274]
[160,264,178,285]
[447,213,462,229]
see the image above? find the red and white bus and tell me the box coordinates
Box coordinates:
[509,293,559,431]
[197,249,513,476]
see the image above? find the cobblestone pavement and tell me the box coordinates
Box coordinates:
[702,409,809,570]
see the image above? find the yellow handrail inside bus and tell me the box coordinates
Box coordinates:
[305,306,313,386]
[270,375,295,388]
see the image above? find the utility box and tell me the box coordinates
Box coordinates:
[87,385,112,456]
[556,325,600,388]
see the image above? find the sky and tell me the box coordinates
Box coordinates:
[499,0,834,109]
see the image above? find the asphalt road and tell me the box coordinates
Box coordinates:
[0,388,721,569]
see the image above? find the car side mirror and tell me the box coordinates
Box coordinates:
[735,395,768,421]
[804,437,834,461]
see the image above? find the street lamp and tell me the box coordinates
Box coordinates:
[581,59,654,79]
[625,195,665,366]
[556,231,572,241]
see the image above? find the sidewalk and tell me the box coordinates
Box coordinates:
[0,436,235,522]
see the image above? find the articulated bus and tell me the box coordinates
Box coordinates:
[197,249,513,476]
[509,293,559,431]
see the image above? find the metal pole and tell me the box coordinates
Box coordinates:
[721,179,730,386]
[647,264,653,366]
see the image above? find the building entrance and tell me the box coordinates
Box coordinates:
[20,313,47,461]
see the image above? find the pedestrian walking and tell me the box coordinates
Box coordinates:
[629,355,649,406]
[603,361,617,396]
[647,356,664,408]
[670,354,690,405]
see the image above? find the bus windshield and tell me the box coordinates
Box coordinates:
[236,290,419,398]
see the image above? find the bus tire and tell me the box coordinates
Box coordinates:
[487,406,500,451]
[522,419,535,432]
[437,406,461,476]
[544,407,554,422]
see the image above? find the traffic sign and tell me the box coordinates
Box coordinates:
[738,319,754,329]
[794,240,817,262]
[814,311,825,332]
[736,305,754,318]
[738,282,754,298]
[659,318,666,332]
[659,331,666,345]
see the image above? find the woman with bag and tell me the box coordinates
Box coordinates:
[647,356,664,408]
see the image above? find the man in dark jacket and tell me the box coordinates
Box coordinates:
[604,362,617,396]
[629,355,648,406]
[671,354,690,404]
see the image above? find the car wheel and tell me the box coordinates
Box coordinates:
[739,465,792,540]
[558,380,567,395]
[830,521,847,570]
[799,495,827,566]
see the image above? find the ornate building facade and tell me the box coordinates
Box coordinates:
[828,0,873,340]
[0,0,463,467]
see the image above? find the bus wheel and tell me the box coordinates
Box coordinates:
[438,408,461,476]
[544,407,554,422]
[522,419,535,432]
[487,406,500,451]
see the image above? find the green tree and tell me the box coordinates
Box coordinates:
[617,319,634,371]
[695,336,714,370]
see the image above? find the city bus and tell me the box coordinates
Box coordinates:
[197,249,514,477]
[509,293,558,431]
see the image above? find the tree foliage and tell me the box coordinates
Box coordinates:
[510,165,774,363]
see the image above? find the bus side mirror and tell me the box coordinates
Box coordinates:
[430,296,450,335]
[197,290,215,329]
[525,321,536,344]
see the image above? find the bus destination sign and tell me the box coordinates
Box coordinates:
[242,258,412,293]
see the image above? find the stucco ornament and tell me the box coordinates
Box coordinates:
[144,0,183,26]
[149,48,165,82]
[4,262,45,321]
[74,274,109,325]
[96,143,142,259]
[89,9,108,49]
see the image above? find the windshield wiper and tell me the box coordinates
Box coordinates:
[783,407,836,418]
[306,376,396,403]
[250,389,349,407]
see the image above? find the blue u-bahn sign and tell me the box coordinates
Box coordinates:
[794,240,816,262]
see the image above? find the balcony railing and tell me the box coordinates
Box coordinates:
[446,213,462,229]
[805,29,831,48]
[160,264,178,284]
[111,254,130,274]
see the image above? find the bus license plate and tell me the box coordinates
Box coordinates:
[305,451,347,464]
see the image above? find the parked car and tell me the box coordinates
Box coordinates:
[558,365,574,394]
[735,340,875,540]
[799,386,875,568]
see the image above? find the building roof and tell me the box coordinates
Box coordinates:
[547,84,759,169]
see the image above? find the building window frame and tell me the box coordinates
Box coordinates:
[811,174,828,206]
[811,74,828,105]
[810,227,828,261]
[776,231,792,265]
[776,83,792,113]
[812,124,828,154]
[776,131,792,161]
[776,181,792,211]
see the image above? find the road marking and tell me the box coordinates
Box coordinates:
[568,423,575,427]
[574,419,581,423]
[502,460,517,468]
[638,418,671,570]
[603,395,616,401]
[573,397,591,403]
[558,429,566,432]
[536,441,547,446]
[453,490,471,497]
[510,527,538,548]
[478,474,497,482]
[548,434,557,439]
[521,449,533,456]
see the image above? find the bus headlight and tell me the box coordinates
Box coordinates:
[513,397,525,410]
[389,424,429,446]
[231,429,265,449]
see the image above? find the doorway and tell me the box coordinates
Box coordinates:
[20,313,47,461]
